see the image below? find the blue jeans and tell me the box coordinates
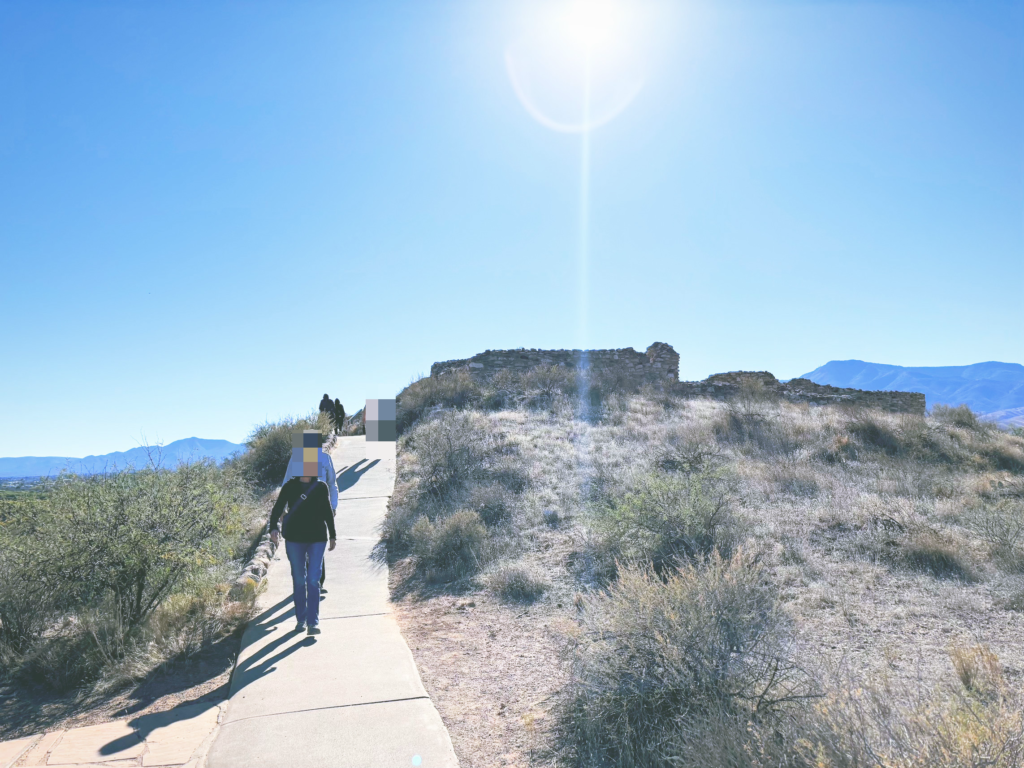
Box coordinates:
[285,540,326,627]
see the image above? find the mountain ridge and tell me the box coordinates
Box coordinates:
[799,360,1024,426]
[0,437,247,479]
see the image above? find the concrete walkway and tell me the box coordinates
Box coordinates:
[205,437,459,768]
[0,701,224,768]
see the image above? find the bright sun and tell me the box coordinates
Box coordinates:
[505,0,647,133]
[561,0,620,54]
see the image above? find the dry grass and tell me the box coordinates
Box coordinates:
[552,551,807,768]
[486,563,550,603]
[385,380,1024,767]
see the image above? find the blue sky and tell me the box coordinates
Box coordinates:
[1,0,1021,457]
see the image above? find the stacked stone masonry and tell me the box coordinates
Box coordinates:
[429,343,924,415]
[674,371,925,415]
[431,342,681,383]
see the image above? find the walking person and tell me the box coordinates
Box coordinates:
[281,433,337,593]
[333,399,345,435]
[319,393,333,414]
[269,473,336,635]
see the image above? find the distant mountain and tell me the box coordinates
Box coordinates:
[0,437,248,479]
[798,361,1024,426]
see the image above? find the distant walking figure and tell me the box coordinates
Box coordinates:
[269,474,337,635]
[319,393,333,413]
[333,398,345,435]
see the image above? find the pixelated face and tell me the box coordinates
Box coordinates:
[292,429,323,477]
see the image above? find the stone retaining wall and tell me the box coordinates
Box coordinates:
[674,371,925,415]
[428,345,924,415]
[430,342,680,383]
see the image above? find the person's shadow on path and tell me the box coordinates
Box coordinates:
[336,459,380,493]
[99,596,309,756]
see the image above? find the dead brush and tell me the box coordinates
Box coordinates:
[551,551,809,768]
[949,642,1004,700]
[396,369,482,434]
[801,650,1024,768]
[485,563,550,603]
[410,510,490,582]
[963,499,1024,572]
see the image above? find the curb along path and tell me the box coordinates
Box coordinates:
[205,437,459,768]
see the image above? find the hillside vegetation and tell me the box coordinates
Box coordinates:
[0,408,334,738]
[384,369,1024,768]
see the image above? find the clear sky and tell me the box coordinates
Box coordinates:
[1,0,1022,458]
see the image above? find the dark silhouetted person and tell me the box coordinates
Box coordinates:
[333,399,345,435]
[319,393,333,413]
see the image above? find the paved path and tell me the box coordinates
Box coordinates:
[0,701,224,768]
[205,437,459,768]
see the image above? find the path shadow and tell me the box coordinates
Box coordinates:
[0,597,278,741]
[336,459,380,493]
[98,596,301,755]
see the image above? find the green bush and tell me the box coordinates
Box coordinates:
[233,410,334,489]
[0,462,258,690]
[580,470,739,584]
[410,510,489,582]
[552,551,805,768]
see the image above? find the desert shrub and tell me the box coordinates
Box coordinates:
[552,552,806,768]
[816,433,858,464]
[997,589,1024,612]
[983,440,1024,474]
[0,462,258,689]
[233,410,334,489]
[848,413,903,456]
[900,530,974,580]
[480,368,521,410]
[95,574,256,691]
[397,370,482,434]
[768,461,823,498]
[580,470,739,584]
[932,403,986,431]
[518,365,579,408]
[801,646,1024,768]
[467,482,513,526]
[410,510,489,582]
[655,432,723,474]
[380,411,526,555]
[486,563,549,602]
[964,499,1024,572]
[848,517,974,581]
[18,627,98,692]
[713,400,801,456]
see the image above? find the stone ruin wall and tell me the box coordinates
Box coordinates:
[430,342,681,383]
[675,371,926,415]
[429,343,925,415]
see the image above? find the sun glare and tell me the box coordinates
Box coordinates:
[561,0,619,54]
[505,0,647,134]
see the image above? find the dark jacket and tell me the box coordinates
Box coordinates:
[269,479,337,543]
